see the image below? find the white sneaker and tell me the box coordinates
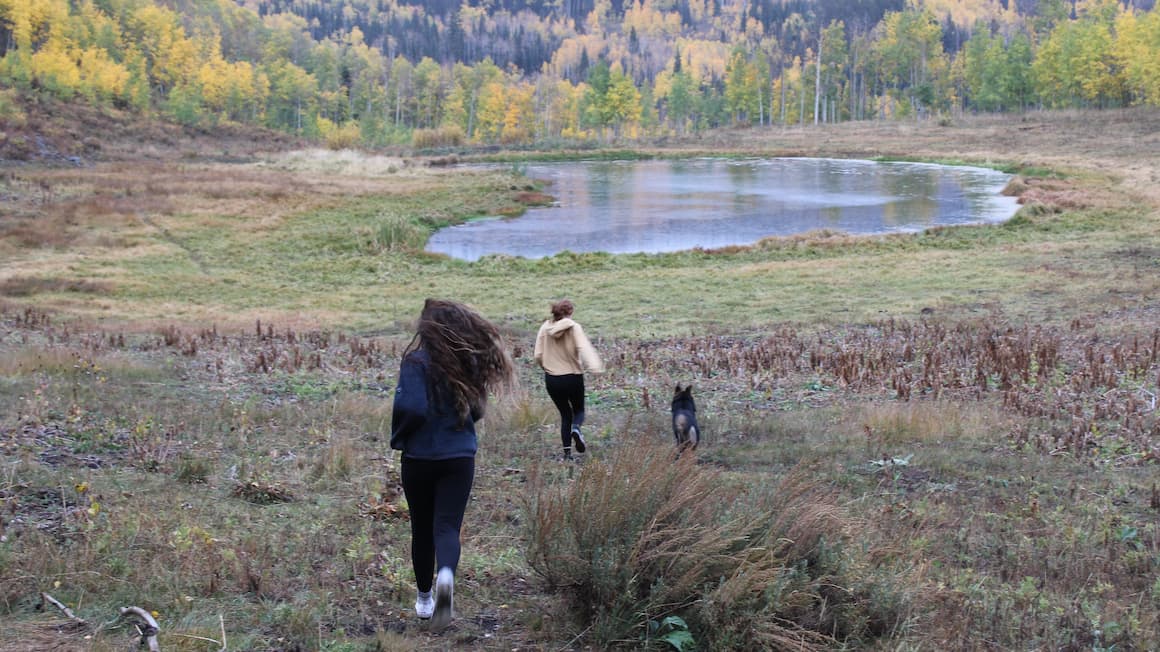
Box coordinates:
[431,567,454,630]
[415,592,434,620]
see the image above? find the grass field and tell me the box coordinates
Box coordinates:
[2,105,1159,650]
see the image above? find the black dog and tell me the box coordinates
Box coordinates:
[671,384,700,452]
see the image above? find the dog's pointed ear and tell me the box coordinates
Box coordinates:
[685,385,693,393]
[674,384,681,393]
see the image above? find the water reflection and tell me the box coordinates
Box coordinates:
[426,158,1019,261]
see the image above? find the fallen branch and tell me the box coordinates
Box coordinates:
[41,592,86,625]
[119,606,160,652]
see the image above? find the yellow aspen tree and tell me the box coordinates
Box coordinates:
[585,0,611,34]
[624,0,680,38]
[604,67,641,138]
[474,79,507,143]
[131,5,199,92]
[123,48,152,113]
[683,38,730,83]
[412,56,441,129]
[442,83,467,133]
[197,54,231,112]
[1113,9,1160,106]
[501,81,534,144]
[222,61,258,121]
[248,66,270,122]
[0,0,33,53]
[30,43,80,96]
[653,69,673,99]
[1074,21,1119,104]
[28,0,71,46]
[685,0,709,23]
[71,0,123,54]
[552,79,582,139]
[561,81,589,140]
[78,46,129,103]
[781,55,803,124]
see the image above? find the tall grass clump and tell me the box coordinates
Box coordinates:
[525,443,915,650]
[369,213,429,251]
[411,125,465,149]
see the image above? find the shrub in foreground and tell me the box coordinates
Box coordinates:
[525,443,915,650]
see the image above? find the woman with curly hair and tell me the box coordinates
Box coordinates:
[391,299,515,629]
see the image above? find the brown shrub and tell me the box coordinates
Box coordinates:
[525,443,913,649]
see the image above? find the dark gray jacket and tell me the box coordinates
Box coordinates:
[390,349,478,460]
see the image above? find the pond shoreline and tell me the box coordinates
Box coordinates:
[427,157,1020,261]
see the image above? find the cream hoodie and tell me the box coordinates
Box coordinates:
[534,318,604,376]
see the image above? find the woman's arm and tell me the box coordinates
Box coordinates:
[390,355,429,450]
[533,322,547,368]
[571,323,605,374]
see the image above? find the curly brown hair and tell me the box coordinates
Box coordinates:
[550,299,574,321]
[404,299,515,424]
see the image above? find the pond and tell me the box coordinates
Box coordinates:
[425,158,1020,261]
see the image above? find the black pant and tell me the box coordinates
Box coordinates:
[545,373,585,449]
[401,456,475,593]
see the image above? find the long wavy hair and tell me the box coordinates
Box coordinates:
[404,299,515,424]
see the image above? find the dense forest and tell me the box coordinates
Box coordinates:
[1,0,1158,147]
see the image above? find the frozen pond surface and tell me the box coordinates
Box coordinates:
[426,158,1020,261]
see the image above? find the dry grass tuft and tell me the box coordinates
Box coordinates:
[860,401,969,447]
[1,616,92,651]
[230,480,295,504]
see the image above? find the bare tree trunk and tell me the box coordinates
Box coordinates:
[779,69,787,125]
[799,59,806,127]
[849,49,858,121]
[813,30,823,126]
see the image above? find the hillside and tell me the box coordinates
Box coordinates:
[2,0,1157,152]
[0,92,301,165]
[239,0,1157,74]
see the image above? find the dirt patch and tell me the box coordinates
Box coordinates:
[514,190,554,206]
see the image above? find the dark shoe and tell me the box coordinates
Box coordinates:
[571,426,586,453]
[431,567,454,630]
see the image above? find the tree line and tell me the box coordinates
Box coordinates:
[1,0,1157,148]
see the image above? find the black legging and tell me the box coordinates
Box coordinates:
[545,372,585,449]
[401,456,475,593]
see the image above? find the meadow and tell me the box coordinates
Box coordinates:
[1,106,1159,650]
